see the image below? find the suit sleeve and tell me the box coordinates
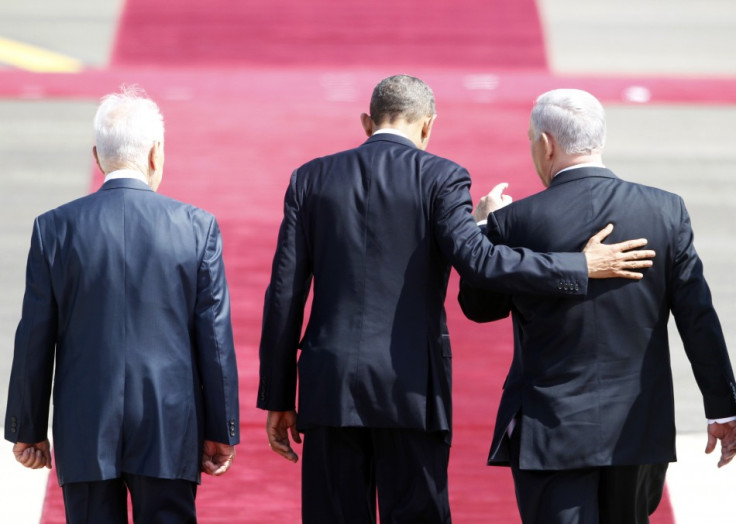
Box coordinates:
[5,217,57,444]
[435,166,588,297]
[257,170,313,411]
[668,197,736,418]
[194,216,240,444]
[458,215,513,322]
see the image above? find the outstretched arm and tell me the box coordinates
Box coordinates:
[439,169,657,296]
[473,184,655,281]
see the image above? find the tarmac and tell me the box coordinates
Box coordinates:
[0,0,735,522]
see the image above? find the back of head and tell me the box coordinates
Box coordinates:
[530,89,606,155]
[369,75,436,125]
[94,85,165,174]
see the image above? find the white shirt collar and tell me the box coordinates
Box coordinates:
[372,128,411,140]
[554,162,606,178]
[104,169,149,185]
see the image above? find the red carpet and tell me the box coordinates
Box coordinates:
[23,0,679,521]
[112,0,547,69]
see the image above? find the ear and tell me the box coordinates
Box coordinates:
[360,113,374,137]
[92,146,104,174]
[149,142,160,171]
[421,115,437,141]
[417,115,437,149]
[541,132,555,159]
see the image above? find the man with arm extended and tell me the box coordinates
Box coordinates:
[5,87,239,523]
[258,75,653,523]
[460,88,736,523]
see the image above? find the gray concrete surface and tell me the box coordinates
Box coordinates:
[0,0,121,68]
[538,0,736,76]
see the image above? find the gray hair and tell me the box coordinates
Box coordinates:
[369,75,436,125]
[94,85,164,173]
[530,89,606,155]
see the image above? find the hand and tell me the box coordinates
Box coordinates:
[583,224,655,279]
[473,183,513,222]
[13,440,52,470]
[267,410,301,463]
[705,420,736,467]
[201,440,236,476]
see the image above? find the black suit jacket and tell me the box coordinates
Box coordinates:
[4,178,240,485]
[258,133,588,440]
[459,167,736,469]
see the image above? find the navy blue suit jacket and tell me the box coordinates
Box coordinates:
[4,178,239,485]
[459,167,736,469]
[258,133,588,440]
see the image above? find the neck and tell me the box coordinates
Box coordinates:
[376,126,419,147]
[374,119,427,149]
[104,166,154,188]
[551,153,604,175]
[104,163,145,175]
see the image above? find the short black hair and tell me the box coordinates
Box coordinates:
[369,75,436,125]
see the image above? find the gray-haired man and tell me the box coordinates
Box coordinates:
[5,87,239,523]
[460,88,736,523]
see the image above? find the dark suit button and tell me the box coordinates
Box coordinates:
[230,430,236,436]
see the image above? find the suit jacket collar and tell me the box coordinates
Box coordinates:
[364,132,417,149]
[550,166,618,187]
[98,178,154,192]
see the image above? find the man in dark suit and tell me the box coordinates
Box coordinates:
[258,76,654,523]
[460,88,736,523]
[4,87,240,523]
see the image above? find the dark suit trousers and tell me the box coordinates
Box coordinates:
[61,474,197,524]
[508,426,668,524]
[301,426,451,524]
